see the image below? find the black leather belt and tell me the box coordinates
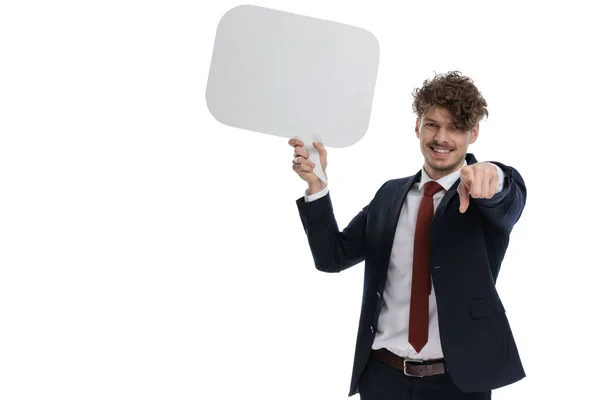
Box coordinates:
[372,348,445,377]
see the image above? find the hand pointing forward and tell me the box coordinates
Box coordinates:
[457,162,499,213]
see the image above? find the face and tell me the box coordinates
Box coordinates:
[415,106,479,180]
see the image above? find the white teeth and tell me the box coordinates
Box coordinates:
[433,148,450,153]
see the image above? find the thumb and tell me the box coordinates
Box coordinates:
[313,142,327,156]
[313,142,328,165]
[457,181,470,213]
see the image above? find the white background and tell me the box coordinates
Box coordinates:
[1,1,598,399]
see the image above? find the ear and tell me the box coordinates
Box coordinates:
[468,123,480,144]
[415,118,421,138]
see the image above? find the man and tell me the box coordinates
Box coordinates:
[290,71,526,399]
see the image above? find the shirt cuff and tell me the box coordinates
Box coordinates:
[304,185,329,202]
[491,163,505,193]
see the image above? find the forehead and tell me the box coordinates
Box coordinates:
[423,106,456,124]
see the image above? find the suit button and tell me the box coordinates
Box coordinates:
[376,291,381,299]
[370,326,375,334]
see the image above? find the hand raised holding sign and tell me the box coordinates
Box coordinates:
[289,138,328,194]
[457,162,499,213]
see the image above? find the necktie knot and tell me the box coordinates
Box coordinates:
[423,181,444,197]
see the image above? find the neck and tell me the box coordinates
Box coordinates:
[424,161,464,181]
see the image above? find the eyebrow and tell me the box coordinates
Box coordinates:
[423,117,461,126]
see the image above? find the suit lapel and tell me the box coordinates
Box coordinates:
[430,153,478,252]
[380,172,420,270]
[380,153,479,268]
[429,183,459,253]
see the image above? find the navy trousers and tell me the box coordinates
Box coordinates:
[358,353,492,400]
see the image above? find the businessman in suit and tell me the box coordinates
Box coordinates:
[290,71,526,399]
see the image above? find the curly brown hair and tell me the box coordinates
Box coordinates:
[412,71,488,131]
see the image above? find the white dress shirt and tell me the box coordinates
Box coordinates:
[304,161,505,360]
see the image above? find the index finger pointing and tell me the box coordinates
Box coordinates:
[460,166,474,185]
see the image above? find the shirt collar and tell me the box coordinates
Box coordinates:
[418,160,467,191]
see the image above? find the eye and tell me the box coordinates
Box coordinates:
[424,123,435,127]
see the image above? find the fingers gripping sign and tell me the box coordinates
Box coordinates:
[457,163,499,213]
[289,138,328,185]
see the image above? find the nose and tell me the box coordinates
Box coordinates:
[435,127,450,143]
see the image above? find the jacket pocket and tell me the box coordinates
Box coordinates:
[470,295,506,319]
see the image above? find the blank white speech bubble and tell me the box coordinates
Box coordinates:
[205,5,380,183]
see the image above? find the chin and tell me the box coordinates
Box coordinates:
[427,160,455,173]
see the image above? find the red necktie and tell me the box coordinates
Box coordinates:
[408,181,444,353]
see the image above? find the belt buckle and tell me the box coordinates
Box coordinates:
[403,358,424,377]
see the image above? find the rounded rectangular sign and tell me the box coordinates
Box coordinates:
[206,5,380,149]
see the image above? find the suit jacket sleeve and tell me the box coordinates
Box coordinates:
[296,190,375,273]
[476,162,527,234]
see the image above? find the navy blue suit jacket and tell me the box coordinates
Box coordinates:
[296,153,526,396]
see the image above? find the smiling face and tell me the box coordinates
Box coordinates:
[415,106,479,180]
